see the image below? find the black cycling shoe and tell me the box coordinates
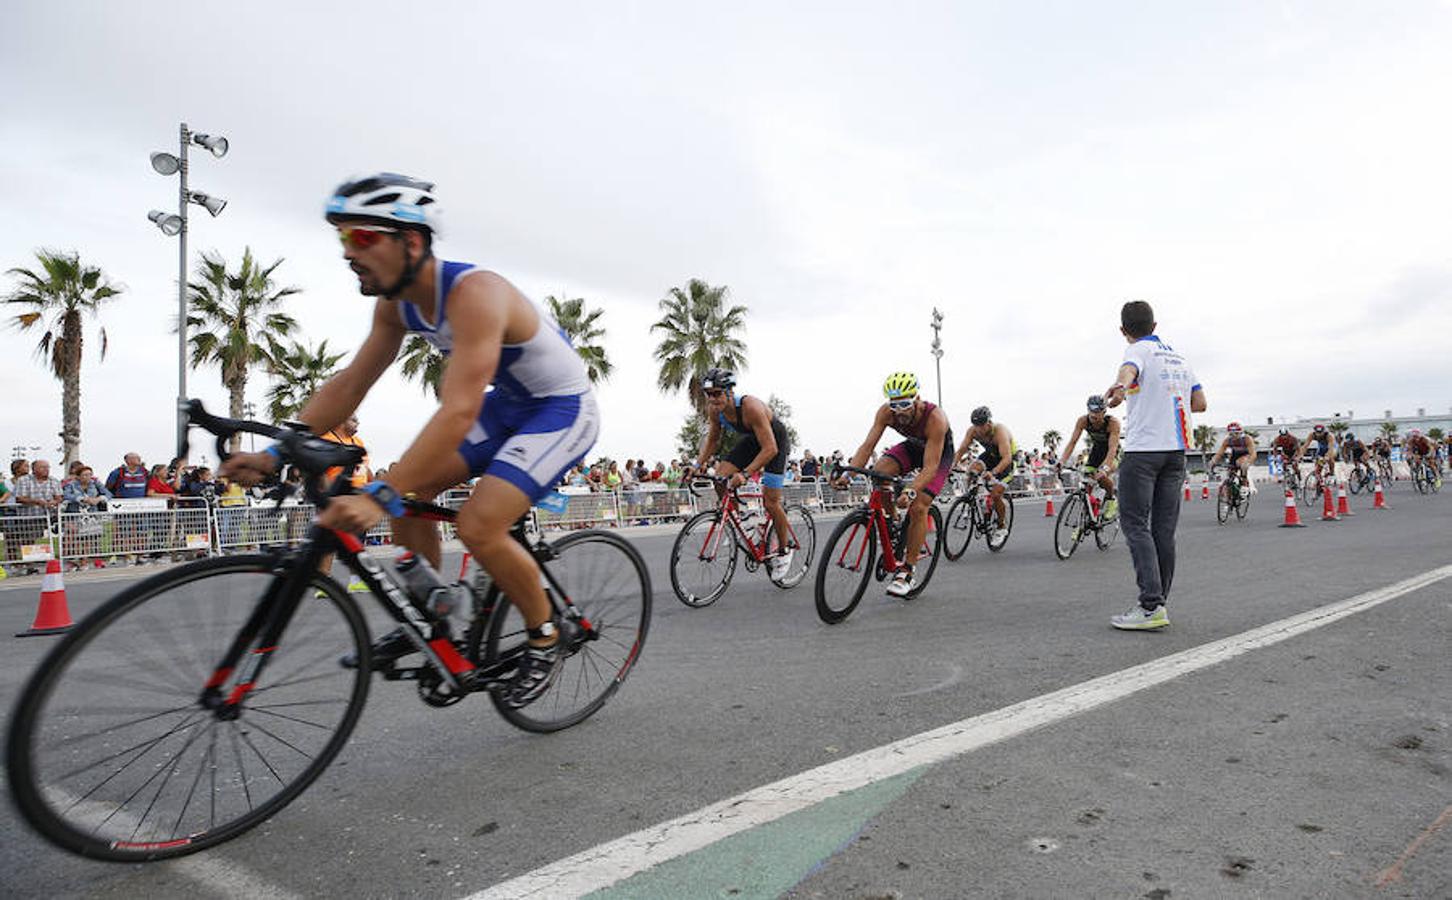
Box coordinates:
[340,626,424,670]
[497,642,559,708]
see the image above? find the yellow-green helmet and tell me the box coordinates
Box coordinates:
[882,371,919,400]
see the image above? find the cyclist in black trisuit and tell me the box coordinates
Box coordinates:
[693,367,794,578]
[1057,394,1121,520]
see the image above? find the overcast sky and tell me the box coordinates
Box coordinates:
[4,1,1451,473]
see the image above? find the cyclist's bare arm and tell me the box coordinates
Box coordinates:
[1190,386,1207,413]
[1209,438,1228,467]
[738,396,779,478]
[221,300,406,485]
[382,273,513,497]
[1059,416,1086,465]
[845,408,891,472]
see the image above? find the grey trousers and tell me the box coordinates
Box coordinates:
[1118,450,1186,609]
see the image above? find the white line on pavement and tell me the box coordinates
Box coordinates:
[470,564,1452,899]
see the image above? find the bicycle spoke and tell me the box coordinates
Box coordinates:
[246,707,335,731]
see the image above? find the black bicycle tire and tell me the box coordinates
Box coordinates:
[486,530,651,733]
[941,496,974,561]
[1094,507,1120,551]
[768,504,816,589]
[1216,483,1231,524]
[668,510,738,608]
[905,504,944,599]
[814,509,876,625]
[6,555,369,862]
[986,495,1015,553]
[1053,493,1086,560]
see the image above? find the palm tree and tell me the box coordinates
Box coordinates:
[544,294,612,383]
[186,248,299,449]
[1328,420,1348,438]
[1380,421,1399,441]
[399,335,444,398]
[265,339,346,422]
[650,278,748,412]
[1041,430,1061,454]
[1429,427,1445,443]
[1193,424,1218,469]
[3,249,123,465]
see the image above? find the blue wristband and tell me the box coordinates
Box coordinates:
[361,481,406,518]
[263,444,283,462]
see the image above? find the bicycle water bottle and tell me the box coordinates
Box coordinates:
[393,550,461,625]
[1089,493,1101,518]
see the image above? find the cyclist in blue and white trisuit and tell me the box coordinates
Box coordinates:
[222,173,596,707]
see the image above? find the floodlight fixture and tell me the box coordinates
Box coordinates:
[189,191,227,217]
[150,151,181,176]
[148,210,184,236]
[192,133,229,158]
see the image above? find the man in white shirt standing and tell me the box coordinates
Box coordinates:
[1103,301,1207,630]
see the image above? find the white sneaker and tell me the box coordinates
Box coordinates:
[767,548,794,580]
[885,566,914,598]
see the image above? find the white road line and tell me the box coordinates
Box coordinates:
[470,564,1452,900]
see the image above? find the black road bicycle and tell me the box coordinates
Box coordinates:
[1052,467,1120,559]
[6,402,651,861]
[941,468,1015,561]
[1212,464,1251,525]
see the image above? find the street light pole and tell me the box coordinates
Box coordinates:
[149,123,228,462]
[930,307,944,407]
[176,122,190,460]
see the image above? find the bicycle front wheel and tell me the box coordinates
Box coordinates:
[941,496,974,561]
[484,530,651,733]
[767,504,816,589]
[1053,493,1087,560]
[6,555,370,862]
[668,510,738,608]
[1216,484,1231,524]
[815,510,877,624]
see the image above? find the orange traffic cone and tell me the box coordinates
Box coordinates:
[1336,482,1354,517]
[1201,483,1211,501]
[1043,493,1055,516]
[1279,488,1305,527]
[16,559,73,637]
[1183,482,1191,501]
[1320,485,1339,521]
[1373,478,1389,510]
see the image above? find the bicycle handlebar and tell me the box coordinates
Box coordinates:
[831,464,907,487]
[181,399,367,507]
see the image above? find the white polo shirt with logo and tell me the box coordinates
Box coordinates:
[1121,335,1200,453]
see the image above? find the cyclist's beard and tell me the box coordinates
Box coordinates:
[383,247,431,298]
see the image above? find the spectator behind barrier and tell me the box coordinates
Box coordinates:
[106,452,150,499]
[63,466,112,513]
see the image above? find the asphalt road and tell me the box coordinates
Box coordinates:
[1,482,1449,899]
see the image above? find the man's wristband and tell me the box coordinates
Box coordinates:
[263,444,283,462]
[361,481,405,518]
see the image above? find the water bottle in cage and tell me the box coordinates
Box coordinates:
[394,550,467,628]
[1089,490,1102,519]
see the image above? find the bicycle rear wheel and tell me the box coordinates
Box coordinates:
[6,555,369,861]
[484,530,651,733]
[668,510,738,608]
[941,496,974,561]
[985,496,1015,552]
[766,504,816,589]
[905,504,943,599]
[815,510,876,624]
[1053,493,1088,560]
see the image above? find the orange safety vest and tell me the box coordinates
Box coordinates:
[321,431,371,488]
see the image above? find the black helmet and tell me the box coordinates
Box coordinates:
[1086,395,1106,412]
[701,367,736,391]
[971,406,992,426]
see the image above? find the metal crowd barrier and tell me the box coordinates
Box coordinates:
[0,473,1102,570]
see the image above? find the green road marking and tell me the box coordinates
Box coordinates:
[587,767,925,900]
